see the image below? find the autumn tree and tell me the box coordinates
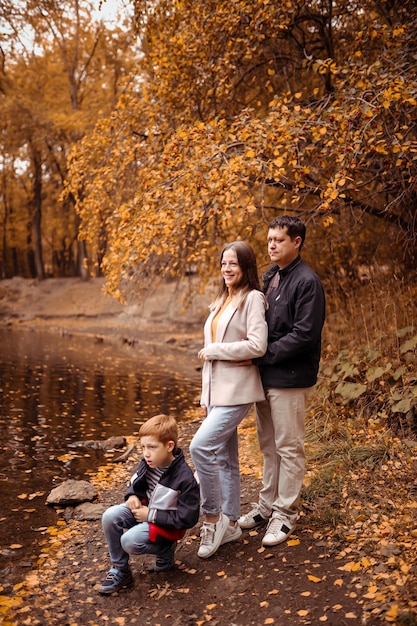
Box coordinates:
[0,0,137,278]
[66,0,417,301]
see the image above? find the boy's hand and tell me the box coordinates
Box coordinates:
[132,505,148,523]
[125,495,141,511]
[126,495,149,522]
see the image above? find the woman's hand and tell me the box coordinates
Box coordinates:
[198,347,209,361]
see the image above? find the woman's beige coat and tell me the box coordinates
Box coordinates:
[200,289,268,407]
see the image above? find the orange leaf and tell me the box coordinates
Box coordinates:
[307,574,321,583]
[386,605,399,619]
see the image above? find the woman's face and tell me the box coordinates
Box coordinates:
[221,248,243,289]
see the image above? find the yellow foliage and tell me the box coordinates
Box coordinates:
[62,2,417,299]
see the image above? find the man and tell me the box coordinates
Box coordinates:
[238,215,325,546]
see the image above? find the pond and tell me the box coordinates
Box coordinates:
[0,327,199,589]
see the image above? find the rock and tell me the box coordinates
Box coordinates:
[46,479,98,506]
[101,436,127,450]
[68,436,126,450]
[72,502,108,521]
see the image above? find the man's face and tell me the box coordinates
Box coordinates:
[267,226,301,269]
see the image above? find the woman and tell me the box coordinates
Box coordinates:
[190,241,267,559]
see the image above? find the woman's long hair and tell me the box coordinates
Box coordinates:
[210,241,261,311]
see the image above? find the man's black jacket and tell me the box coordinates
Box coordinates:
[254,256,325,389]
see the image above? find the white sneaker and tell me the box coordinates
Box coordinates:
[238,503,268,529]
[262,517,295,546]
[197,513,229,558]
[220,521,242,545]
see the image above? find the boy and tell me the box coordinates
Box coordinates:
[98,414,200,594]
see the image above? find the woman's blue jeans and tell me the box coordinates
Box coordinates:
[190,403,251,521]
[102,504,173,571]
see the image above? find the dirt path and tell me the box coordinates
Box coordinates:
[0,420,378,626]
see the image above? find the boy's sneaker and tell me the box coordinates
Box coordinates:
[151,541,177,572]
[238,504,268,529]
[220,521,242,545]
[197,513,229,558]
[98,567,133,594]
[262,517,295,546]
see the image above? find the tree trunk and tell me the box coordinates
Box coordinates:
[77,239,89,281]
[74,211,89,280]
[31,149,45,280]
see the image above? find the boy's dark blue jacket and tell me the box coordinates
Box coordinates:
[124,448,200,541]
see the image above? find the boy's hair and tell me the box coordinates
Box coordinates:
[269,215,306,250]
[138,414,178,449]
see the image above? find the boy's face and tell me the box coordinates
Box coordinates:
[140,435,175,468]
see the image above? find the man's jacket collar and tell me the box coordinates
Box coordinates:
[263,255,302,282]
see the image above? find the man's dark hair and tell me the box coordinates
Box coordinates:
[268,216,306,250]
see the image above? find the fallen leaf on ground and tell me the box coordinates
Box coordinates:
[307,574,322,583]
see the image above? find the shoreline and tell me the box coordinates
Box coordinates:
[0,276,207,383]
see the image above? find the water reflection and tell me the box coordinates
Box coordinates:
[0,327,198,589]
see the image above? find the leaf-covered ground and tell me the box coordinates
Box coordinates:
[1,278,416,625]
[1,412,416,626]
